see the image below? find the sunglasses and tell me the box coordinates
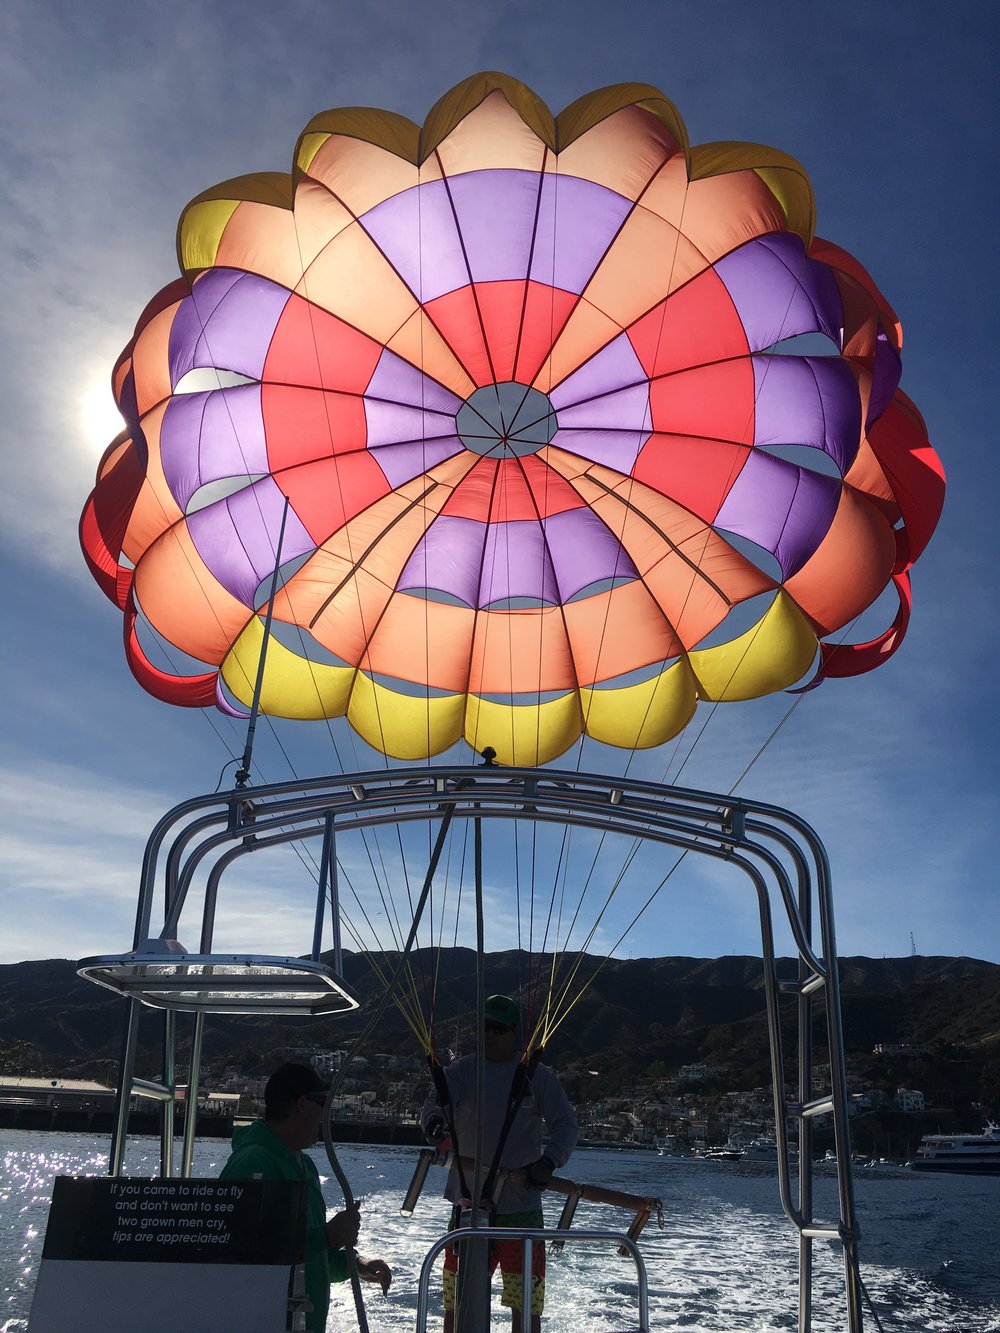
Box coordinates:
[484,1020,513,1035]
[303,1093,328,1106]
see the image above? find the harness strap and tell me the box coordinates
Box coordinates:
[428,1054,472,1201]
[482,1047,543,1202]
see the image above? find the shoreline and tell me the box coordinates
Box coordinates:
[0,1114,657,1152]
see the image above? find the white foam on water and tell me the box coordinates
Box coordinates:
[2,1134,998,1332]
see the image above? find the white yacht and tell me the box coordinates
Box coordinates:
[909,1123,1000,1175]
[704,1134,747,1161]
[742,1136,779,1162]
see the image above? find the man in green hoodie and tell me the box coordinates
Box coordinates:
[221,1061,391,1333]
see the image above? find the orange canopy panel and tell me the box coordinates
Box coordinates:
[81,73,943,760]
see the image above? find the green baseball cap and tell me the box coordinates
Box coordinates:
[484,994,520,1029]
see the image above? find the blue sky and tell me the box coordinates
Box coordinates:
[1,0,997,968]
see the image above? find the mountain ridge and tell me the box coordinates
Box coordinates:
[1,953,997,1098]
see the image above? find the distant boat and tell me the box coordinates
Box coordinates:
[704,1138,745,1161]
[654,1135,689,1157]
[742,1136,779,1162]
[908,1124,1000,1175]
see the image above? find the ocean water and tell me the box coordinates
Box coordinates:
[2,1130,998,1332]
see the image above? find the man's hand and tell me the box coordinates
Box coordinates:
[358,1257,392,1294]
[423,1112,448,1146]
[524,1155,555,1188]
[325,1205,361,1249]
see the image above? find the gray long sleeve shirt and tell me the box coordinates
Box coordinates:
[420,1053,578,1213]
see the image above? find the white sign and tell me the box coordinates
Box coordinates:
[28,1176,304,1333]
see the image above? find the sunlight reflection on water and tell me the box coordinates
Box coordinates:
[2,1133,998,1332]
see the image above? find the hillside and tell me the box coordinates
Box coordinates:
[1,952,997,1118]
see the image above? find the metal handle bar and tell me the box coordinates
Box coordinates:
[414,1226,650,1332]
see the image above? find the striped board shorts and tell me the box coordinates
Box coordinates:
[442,1207,546,1314]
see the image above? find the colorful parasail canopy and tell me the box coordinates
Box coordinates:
[81,73,945,766]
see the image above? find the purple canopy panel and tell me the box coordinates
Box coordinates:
[367,349,464,414]
[116,364,141,436]
[752,356,861,475]
[161,384,268,509]
[529,174,633,294]
[168,269,243,385]
[187,475,315,606]
[169,270,290,384]
[369,435,464,488]
[866,330,902,427]
[716,235,843,353]
[480,519,561,606]
[397,514,488,607]
[360,180,472,302]
[551,426,651,474]
[542,507,640,601]
[215,677,249,717]
[715,449,841,578]
[394,446,650,607]
[446,170,548,285]
[553,385,651,469]
[549,333,651,471]
[361,172,633,302]
[554,385,651,429]
[550,330,648,407]
[364,397,462,449]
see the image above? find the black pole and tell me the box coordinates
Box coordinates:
[455,809,491,1332]
[236,496,290,789]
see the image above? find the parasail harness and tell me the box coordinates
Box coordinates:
[409,1045,663,1252]
[427,1044,544,1218]
[481,1048,542,1207]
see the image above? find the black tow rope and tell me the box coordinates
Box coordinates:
[428,1054,472,1202]
[428,1045,543,1209]
[482,1047,543,1205]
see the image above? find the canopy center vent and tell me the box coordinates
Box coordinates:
[456,382,558,457]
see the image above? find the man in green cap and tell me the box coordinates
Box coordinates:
[420,995,577,1333]
[220,1061,391,1333]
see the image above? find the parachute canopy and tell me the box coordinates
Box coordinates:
[81,73,944,765]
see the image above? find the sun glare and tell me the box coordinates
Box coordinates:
[79,377,125,453]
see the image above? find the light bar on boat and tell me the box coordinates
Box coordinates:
[76,952,360,1016]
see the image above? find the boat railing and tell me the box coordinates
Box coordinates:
[414,1225,650,1333]
[76,765,866,1331]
